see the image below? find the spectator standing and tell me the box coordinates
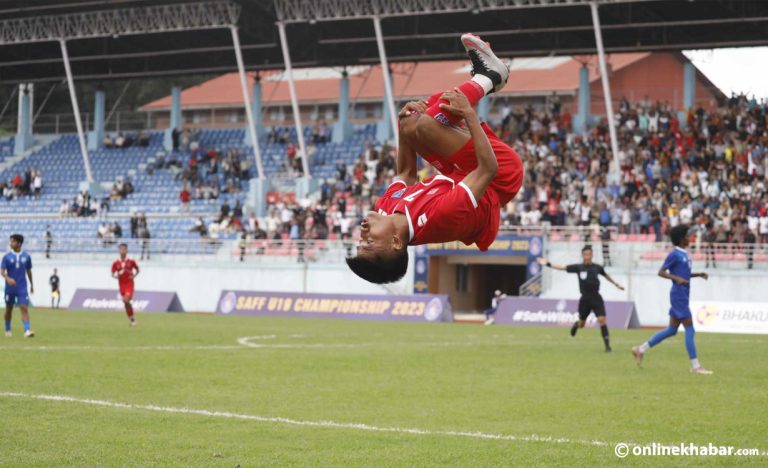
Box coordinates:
[33,170,43,198]
[745,229,756,270]
[180,185,191,212]
[137,222,151,261]
[45,226,53,259]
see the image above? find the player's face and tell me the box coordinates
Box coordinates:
[357,212,397,259]
[9,239,20,251]
[119,245,128,257]
[582,249,593,264]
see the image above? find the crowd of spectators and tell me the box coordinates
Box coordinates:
[152,128,252,203]
[497,93,768,251]
[257,92,768,255]
[0,168,43,200]
[110,177,134,201]
[29,90,768,259]
[59,190,109,217]
[104,131,150,149]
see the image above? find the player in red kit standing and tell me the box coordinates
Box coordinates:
[111,243,139,326]
[346,33,524,284]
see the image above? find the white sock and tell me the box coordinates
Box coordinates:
[691,358,700,369]
[471,75,494,95]
[638,342,650,354]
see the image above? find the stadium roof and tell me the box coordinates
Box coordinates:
[141,53,655,110]
[1,0,768,84]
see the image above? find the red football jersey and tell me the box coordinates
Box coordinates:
[111,257,139,284]
[374,175,500,251]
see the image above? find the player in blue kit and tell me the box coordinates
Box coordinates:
[632,225,711,374]
[1,234,35,338]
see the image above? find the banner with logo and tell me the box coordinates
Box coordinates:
[494,297,639,329]
[68,289,184,313]
[216,290,452,323]
[692,301,768,334]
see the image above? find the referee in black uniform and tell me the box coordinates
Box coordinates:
[538,245,624,352]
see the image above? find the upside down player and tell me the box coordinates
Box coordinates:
[346,34,524,283]
[111,243,139,327]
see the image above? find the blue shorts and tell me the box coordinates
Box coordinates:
[5,290,29,306]
[669,306,692,320]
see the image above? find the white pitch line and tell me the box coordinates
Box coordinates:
[236,335,368,349]
[1,392,765,457]
[0,391,609,447]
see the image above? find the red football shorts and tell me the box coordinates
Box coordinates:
[119,281,135,300]
[422,122,524,206]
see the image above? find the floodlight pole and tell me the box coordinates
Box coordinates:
[372,15,399,144]
[230,25,265,179]
[277,21,310,178]
[59,39,94,184]
[589,2,621,181]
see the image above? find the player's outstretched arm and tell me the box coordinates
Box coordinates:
[537,257,567,271]
[692,272,709,280]
[395,101,427,186]
[439,88,497,202]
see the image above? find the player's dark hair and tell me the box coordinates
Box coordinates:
[346,250,409,284]
[118,242,128,248]
[669,224,689,246]
[582,245,593,252]
[10,234,23,245]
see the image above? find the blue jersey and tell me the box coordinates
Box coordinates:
[1,250,32,293]
[661,247,692,317]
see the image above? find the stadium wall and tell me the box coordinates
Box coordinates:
[31,258,412,313]
[543,268,768,327]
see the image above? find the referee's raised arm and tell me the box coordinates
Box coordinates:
[537,257,570,272]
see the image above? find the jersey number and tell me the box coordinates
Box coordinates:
[403,189,424,202]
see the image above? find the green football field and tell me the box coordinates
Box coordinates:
[0,309,766,467]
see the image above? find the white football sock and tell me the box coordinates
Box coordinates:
[471,75,494,95]
[638,342,650,354]
[691,358,700,369]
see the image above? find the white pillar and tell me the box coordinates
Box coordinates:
[230,25,265,179]
[590,2,620,180]
[277,21,310,178]
[373,15,399,145]
[59,39,94,184]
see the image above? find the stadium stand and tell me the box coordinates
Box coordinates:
[0,136,14,162]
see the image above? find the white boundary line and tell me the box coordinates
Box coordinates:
[0,391,609,447]
[1,392,765,457]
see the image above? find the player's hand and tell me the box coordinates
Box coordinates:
[398,100,428,119]
[30,286,34,294]
[6,278,15,286]
[439,88,476,119]
[536,257,548,266]
[699,273,709,280]
[616,283,625,291]
[673,277,689,286]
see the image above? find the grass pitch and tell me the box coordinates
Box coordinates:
[0,309,766,467]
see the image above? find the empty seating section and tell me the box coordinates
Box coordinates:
[0,137,14,162]
[0,125,375,253]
